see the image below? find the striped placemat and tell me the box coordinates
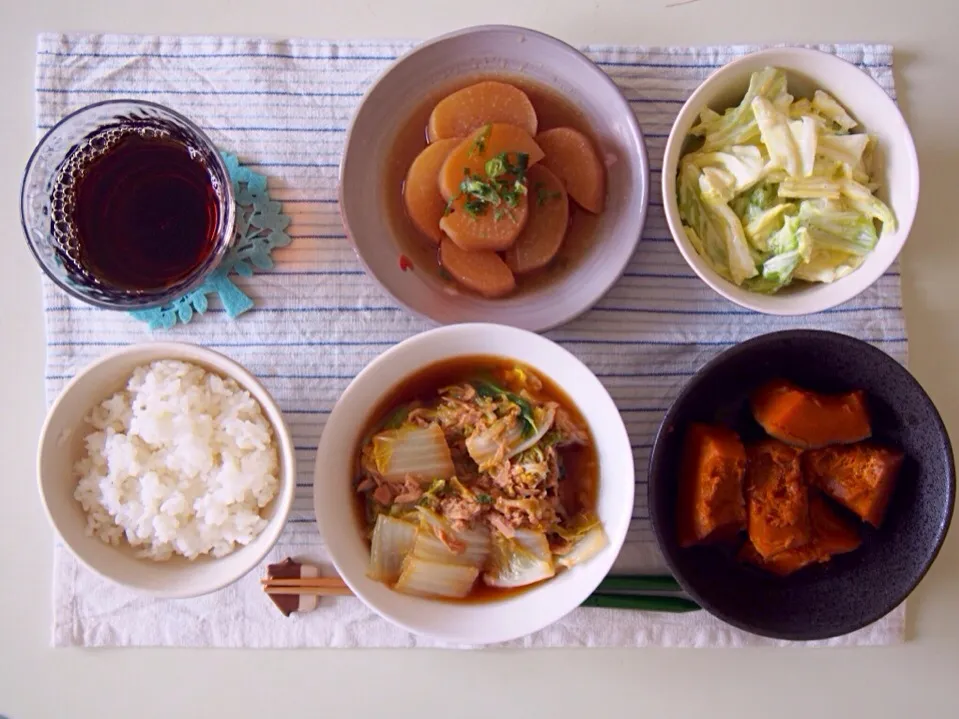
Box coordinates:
[37,34,905,647]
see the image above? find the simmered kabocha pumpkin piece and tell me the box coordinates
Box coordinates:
[676,423,747,548]
[751,379,872,449]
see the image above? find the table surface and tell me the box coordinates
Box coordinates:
[2,0,958,716]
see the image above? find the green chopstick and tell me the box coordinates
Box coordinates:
[581,593,700,613]
[581,575,700,613]
[596,574,683,593]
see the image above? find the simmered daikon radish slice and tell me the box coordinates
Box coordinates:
[439,237,516,297]
[403,138,461,243]
[504,165,570,273]
[535,127,606,213]
[428,81,538,141]
[439,193,529,252]
[438,123,545,200]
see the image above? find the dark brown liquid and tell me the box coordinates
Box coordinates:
[61,127,220,291]
[353,355,599,604]
[384,74,603,297]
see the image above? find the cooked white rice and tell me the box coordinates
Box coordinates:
[74,359,280,561]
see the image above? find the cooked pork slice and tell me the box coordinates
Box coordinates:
[487,513,516,538]
[407,407,435,427]
[355,477,376,493]
[393,475,425,504]
[439,384,477,402]
[441,495,485,524]
[492,461,513,489]
[372,484,393,506]
[554,407,589,445]
[496,497,556,529]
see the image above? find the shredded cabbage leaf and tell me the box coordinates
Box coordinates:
[744,216,812,294]
[394,557,478,599]
[676,67,896,293]
[482,531,555,588]
[368,515,418,582]
[465,401,556,471]
[556,526,608,570]
[691,66,790,151]
[371,424,455,481]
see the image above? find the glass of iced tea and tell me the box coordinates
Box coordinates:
[20,100,235,309]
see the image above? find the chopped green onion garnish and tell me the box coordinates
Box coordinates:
[468,124,492,158]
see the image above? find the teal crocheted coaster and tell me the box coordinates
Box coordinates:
[129,152,291,330]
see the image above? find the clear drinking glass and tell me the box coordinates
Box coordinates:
[20,100,235,310]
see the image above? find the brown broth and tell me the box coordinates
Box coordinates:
[352,355,599,603]
[383,74,604,297]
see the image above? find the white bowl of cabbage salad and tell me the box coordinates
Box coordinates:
[662,47,918,314]
[38,343,295,598]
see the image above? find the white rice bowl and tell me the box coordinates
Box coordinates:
[74,359,280,561]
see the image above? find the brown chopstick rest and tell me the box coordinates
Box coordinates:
[263,557,323,616]
[263,558,354,616]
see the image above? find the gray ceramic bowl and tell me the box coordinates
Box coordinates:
[340,25,648,332]
[648,330,954,640]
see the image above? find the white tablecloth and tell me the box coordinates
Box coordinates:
[37,33,905,647]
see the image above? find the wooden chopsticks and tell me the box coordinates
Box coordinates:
[260,573,700,612]
[261,576,353,596]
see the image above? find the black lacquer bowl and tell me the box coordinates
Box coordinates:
[648,330,955,640]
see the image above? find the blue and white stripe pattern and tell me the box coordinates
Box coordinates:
[40,35,905,647]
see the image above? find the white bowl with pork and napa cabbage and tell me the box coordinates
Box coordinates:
[662,47,919,315]
[312,323,633,644]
